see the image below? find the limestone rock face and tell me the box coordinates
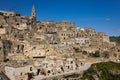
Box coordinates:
[0,15,7,26]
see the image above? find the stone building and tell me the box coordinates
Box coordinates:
[45,32,60,44]
[0,5,116,62]
[5,60,35,80]
[0,5,119,80]
[32,5,36,18]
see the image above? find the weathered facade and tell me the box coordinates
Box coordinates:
[0,6,119,80]
[0,5,117,61]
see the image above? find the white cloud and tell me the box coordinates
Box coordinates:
[105,18,111,21]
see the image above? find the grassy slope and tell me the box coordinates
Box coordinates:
[109,36,120,45]
[81,61,120,80]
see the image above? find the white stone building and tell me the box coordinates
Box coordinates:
[5,61,35,80]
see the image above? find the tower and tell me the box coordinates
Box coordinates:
[32,5,36,18]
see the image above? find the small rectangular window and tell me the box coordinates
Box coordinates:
[30,67,32,71]
[20,72,22,76]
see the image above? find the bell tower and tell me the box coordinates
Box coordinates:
[31,5,36,18]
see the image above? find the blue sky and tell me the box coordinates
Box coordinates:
[0,0,120,36]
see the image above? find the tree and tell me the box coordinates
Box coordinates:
[94,51,100,57]
[89,51,100,57]
[73,47,81,53]
[82,51,87,55]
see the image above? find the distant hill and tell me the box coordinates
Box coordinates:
[81,61,120,80]
[109,36,120,45]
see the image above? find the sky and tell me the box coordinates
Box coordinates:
[0,0,120,36]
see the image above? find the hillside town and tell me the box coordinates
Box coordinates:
[0,5,120,80]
